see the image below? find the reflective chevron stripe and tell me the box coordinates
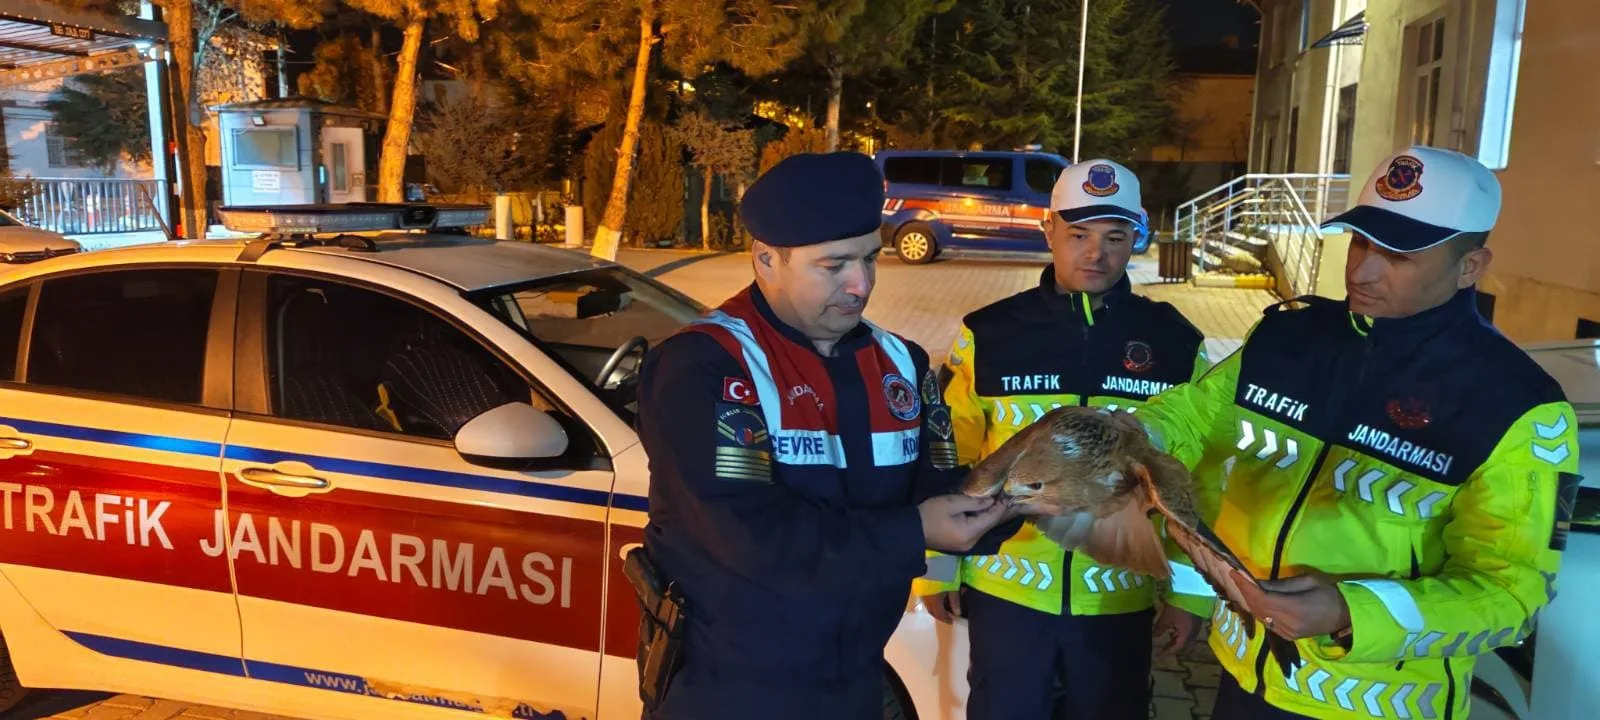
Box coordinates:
[1334,678,1359,711]
[971,553,1057,591]
[1236,419,1301,467]
[1331,460,1453,518]
[1280,666,1443,720]
[1079,564,1144,593]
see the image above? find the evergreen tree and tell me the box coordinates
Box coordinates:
[339,0,498,203]
[43,69,152,171]
[874,0,1178,159]
[522,0,808,259]
[799,0,951,150]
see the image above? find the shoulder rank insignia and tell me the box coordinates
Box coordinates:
[715,402,771,482]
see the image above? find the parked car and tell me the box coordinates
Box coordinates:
[0,208,80,264]
[875,149,1150,265]
[0,203,927,720]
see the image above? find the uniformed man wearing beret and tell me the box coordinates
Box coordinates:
[634,152,1024,719]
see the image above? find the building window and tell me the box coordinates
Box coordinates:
[1286,107,1300,172]
[1333,84,1358,174]
[1298,0,1311,53]
[1577,318,1600,340]
[45,123,81,168]
[1267,5,1283,68]
[1478,0,1526,169]
[331,143,349,192]
[1260,115,1280,172]
[1408,17,1447,147]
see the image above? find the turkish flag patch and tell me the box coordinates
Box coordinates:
[722,377,758,405]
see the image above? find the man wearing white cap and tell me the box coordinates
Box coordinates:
[1131,146,1580,718]
[913,158,1209,719]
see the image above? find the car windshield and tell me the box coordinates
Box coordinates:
[472,265,708,422]
[1528,341,1600,423]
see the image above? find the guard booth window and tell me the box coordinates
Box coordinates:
[234,128,299,168]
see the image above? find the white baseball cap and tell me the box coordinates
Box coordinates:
[1321,146,1501,253]
[1051,158,1146,232]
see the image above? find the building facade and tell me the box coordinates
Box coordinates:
[1251,0,1597,343]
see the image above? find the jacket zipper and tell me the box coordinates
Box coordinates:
[1076,312,1091,407]
[1252,442,1333,695]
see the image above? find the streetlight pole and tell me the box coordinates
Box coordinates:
[1072,0,1088,163]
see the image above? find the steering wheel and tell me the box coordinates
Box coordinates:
[596,336,650,389]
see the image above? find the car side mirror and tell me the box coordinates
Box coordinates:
[455,402,569,470]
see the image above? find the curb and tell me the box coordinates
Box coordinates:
[1192,272,1275,290]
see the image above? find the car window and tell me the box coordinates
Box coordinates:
[941,157,1013,191]
[1025,158,1066,195]
[882,156,942,185]
[264,274,561,443]
[476,267,704,423]
[0,286,26,381]
[26,269,217,404]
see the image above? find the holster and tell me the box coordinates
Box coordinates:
[622,545,688,711]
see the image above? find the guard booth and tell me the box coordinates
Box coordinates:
[215,98,385,207]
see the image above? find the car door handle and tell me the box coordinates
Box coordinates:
[238,466,329,491]
[0,437,30,451]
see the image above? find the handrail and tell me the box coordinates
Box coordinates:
[1171,173,1349,297]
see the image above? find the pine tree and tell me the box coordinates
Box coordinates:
[803,0,951,151]
[43,69,152,171]
[338,0,497,203]
[874,0,1178,160]
[522,0,809,260]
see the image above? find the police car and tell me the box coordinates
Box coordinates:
[0,203,970,720]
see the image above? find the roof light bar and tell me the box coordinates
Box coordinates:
[217,203,491,235]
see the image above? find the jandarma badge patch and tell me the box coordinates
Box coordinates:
[714,402,771,482]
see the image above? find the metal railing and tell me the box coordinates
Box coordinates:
[1173,173,1349,298]
[5,177,167,235]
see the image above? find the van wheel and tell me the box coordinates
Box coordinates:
[882,669,915,720]
[0,631,28,712]
[895,223,937,264]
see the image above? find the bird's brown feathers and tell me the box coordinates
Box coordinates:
[961,407,1272,622]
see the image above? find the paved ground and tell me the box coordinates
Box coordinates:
[20,246,1272,720]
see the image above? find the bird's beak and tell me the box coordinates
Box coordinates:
[1002,480,1045,503]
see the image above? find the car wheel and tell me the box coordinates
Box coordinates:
[895,223,937,265]
[882,668,915,720]
[0,630,28,712]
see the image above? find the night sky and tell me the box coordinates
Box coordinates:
[1163,0,1261,48]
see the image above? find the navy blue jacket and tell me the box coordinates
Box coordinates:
[637,285,1009,716]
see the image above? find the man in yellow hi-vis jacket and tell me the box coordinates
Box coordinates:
[913,159,1209,720]
[1137,146,1581,719]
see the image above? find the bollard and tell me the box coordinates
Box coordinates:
[494,194,513,240]
[566,206,584,247]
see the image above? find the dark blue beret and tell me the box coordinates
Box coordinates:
[738,151,886,248]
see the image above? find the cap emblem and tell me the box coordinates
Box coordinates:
[1082,163,1120,197]
[1375,155,1425,202]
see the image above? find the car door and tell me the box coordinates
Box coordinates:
[0,267,243,671]
[221,267,610,719]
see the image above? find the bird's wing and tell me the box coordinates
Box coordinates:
[1138,463,1269,618]
[1077,482,1173,579]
